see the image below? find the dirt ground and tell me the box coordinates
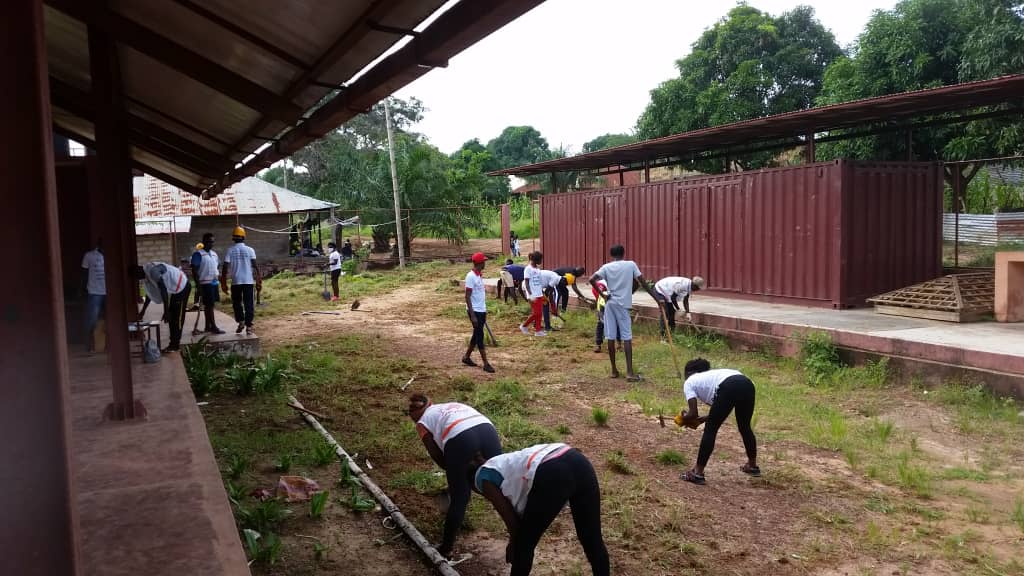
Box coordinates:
[209,268,1024,576]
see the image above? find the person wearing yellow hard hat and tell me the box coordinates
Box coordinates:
[191,232,224,334]
[551,266,587,313]
[221,226,260,336]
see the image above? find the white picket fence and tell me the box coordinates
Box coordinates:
[943,212,1024,245]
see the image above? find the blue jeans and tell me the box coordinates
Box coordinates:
[83,294,105,348]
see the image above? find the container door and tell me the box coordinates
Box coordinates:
[709,180,744,292]
[584,195,605,276]
[678,183,710,280]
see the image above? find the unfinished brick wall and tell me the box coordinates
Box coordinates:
[174,215,292,262]
[136,234,174,264]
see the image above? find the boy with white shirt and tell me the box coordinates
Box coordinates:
[519,251,547,337]
[463,252,494,373]
[589,244,659,381]
[654,275,704,338]
[538,268,564,331]
[677,358,760,485]
[327,242,342,301]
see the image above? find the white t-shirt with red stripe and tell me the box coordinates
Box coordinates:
[477,443,568,515]
[142,262,189,304]
[416,403,493,451]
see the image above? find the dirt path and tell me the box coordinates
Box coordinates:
[255,280,1024,576]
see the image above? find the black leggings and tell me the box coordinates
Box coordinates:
[654,293,675,336]
[330,269,341,298]
[514,449,609,576]
[442,423,502,551]
[697,375,757,468]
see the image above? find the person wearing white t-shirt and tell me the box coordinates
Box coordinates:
[80,240,106,352]
[589,244,659,381]
[472,443,609,575]
[327,241,342,301]
[537,268,564,331]
[677,358,760,485]
[518,251,547,337]
[191,232,224,334]
[653,275,705,339]
[221,227,261,335]
[136,262,192,352]
[407,395,502,558]
[463,252,494,373]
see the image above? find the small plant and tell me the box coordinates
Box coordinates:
[896,454,932,498]
[556,424,571,435]
[591,406,610,427]
[311,441,337,467]
[255,355,292,394]
[182,340,221,397]
[869,418,894,444]
[225,480,246,505]
[801,331,843,385]
[274,453,293,473]
[347,485,377,512]
[237,498,291,533]
[606,450,635,475]
[243,529,282,565]
[655,449,688,466]
[312,540,329,562]
[309,490,329,519]
[225,364,260,396]
[226,453,249,480]
[1013,496,1024,534]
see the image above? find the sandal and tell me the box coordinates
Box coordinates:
[626,374,645,383]
[681,470,706,485]
[461,357,478,367]
[741,464,762,477]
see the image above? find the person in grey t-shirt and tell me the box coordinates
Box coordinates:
[588,244,658,381]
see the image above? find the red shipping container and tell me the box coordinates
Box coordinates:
[539,160,942,308]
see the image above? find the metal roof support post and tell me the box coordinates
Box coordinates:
[805,132,815,164]
[905,130,913,161]
[0,0,81,572]
[89,16,144,420]
[618,171,624,187]
[954,168,961,269]
[644,160,650,183]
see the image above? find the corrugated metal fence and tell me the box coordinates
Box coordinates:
[540,160,943,307]
[942,213,1024,245]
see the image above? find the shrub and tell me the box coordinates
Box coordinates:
[591,407,610,427]
[801,332,843,385]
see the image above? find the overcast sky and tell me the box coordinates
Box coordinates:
[394,0,899,154]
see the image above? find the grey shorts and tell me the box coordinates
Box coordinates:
[602,301,632,341]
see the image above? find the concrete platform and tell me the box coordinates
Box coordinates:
[482,277,1024,397]
[68,349,250,576]
[141,304,261,358]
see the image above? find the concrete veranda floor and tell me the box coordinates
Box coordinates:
[68,346,249,575]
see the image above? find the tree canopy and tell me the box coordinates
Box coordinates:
[582,133,636,153]
[635,4,841,170]
[815,0,1024,164]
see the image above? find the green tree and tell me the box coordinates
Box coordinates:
[815,0,1024,171]
[486,126,551,169]
[453,139,509,204]
[636,4,841,171]
[582,133,636,153]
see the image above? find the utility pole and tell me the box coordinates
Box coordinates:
[384,97,406,268]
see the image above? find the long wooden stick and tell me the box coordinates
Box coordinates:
[657,300,684,380]
[287,402,331,421]
[288,396,461,576]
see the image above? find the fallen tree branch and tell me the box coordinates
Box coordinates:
[288,395,460,576]
[287,402,331,421]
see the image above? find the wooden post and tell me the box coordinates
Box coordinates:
[644,160,650,183]
[0,0,81,572]
[90,17,144,420]
[805,132,815,163]
[905,130,913,161]
[618,171,624,187]
[953,166,961,269]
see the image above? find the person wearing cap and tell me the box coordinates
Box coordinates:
[221,226,260,335]
[464,252,495,373]
[653,275,704,339]
[407,394,502,558]
[552,266,587,313]
[136,262,192,352]
[327,241,342,301]
[191,233,224,334]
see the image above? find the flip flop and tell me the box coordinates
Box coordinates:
[461,357,478,367]
[681,470,706,485]
[741,464,762,477]
[626,374,645,383]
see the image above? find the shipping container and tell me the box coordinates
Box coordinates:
[539,160,943,308]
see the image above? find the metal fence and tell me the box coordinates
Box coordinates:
[942,212,1024,245]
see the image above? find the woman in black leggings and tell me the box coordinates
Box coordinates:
[677,358,760,485]
[408,394,502,557]
[473,443,609,576]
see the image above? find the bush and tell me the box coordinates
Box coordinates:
[591,406,610,427]
[801,332,843,385]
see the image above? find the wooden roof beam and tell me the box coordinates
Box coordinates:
[46,0,302,122]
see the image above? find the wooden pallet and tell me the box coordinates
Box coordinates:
[867,273,994,322]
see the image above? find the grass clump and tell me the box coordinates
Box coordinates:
[556,424,571,436]
[591,406,610,427]
[895,453,933,498]
[606,450,635,475]
[309,441,336,467]
[309,491,329,519]
[655,449,688,466]
[1013,496,1024,533]
[273,453,292,473]
[226,453,249,481]
[243,529,282,565]
[389,470,447,493]
[237,498,290,533]
[800,331,843,385]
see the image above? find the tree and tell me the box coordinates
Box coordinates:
[453,139,509,204]
[814,0,1024,189]
[486,126,550,169]
[636,5,841,171]
[582,133,636,153]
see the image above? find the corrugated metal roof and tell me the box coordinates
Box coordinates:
[135,216,192,236]
[43,0,545,195]
[133,175,334,219]
[493,74,1024,176]
[987,164,1024,186]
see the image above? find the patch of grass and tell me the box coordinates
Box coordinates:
[309,490,329,519]
[556,424,571,435]
[225,480,246,505]
[606,450,635,475]
[938,467,990,481]
[273,453,292,473]
[655,449,688,466]
[807,409,849,452]
[389,470,447,494]
[591,406,610,427]
[1013,496,1024,533]
[498,414,557,450]
[225,364,260,396]
[964,504,990,524]
[800,331,843,385]
[236,498,291,533]
[243,529,282,566]
[895,453,933,498]
[472,379,530,416]
[226,453,249,481]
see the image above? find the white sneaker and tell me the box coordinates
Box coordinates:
[520,325,530,335]
[535,331,548,337]
[245,326,254,336]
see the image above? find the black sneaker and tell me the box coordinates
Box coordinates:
[482,364,495,374]
[235,322,244,334]
[208,327,226,335]
[163,344,180,353]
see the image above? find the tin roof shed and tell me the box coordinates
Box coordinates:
[133,174,335,220]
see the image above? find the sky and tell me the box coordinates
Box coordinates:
[394,0,899,155]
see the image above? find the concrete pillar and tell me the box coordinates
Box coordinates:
[89,21,144,419]
[0,0,81,574]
